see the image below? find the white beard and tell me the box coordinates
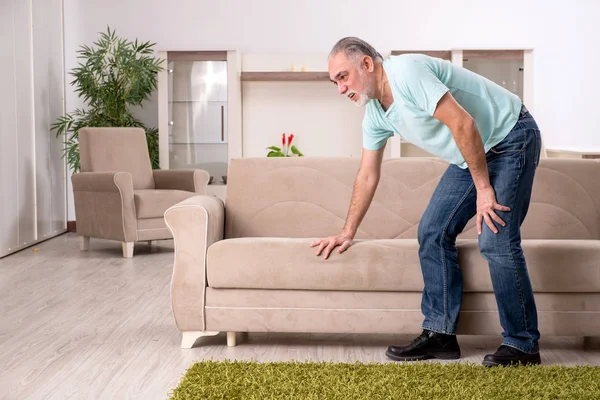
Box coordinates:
[348,70,376,107]
[348,90,371,107]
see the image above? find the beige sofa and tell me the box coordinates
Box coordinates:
[72,127,209,258]
[164,157,600,349]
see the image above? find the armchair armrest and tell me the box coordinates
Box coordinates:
[72,171,132,192]
[164,195,225,332]
[153,169,210,193]
[71,172,137,242]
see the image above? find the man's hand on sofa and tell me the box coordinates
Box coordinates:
[310,233,354,260]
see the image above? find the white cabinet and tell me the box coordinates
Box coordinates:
[158,51,243,184]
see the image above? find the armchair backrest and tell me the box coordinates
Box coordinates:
[78,127,155,189]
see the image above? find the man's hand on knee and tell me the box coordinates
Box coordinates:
[476,187,511,234]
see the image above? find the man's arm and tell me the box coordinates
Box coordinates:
[433,91,510,234]
[433,92,491,191]
[341,146,386,237]
[311,145,386,259]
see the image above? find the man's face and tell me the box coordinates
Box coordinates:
[328,52,376,107]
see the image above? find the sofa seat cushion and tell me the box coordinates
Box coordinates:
[206,238,600,292]
[134,189,196,219]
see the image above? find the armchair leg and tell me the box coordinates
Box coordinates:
[80,236,90,251]
[122,242,134,258]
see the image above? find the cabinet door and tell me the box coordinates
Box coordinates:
[169,60,228,102]
[14,1,37,252]
[0,2,19,257]
[171,101,227,144]
[194,102,227,143]
[462,50,524,99]
[33,0,67,240]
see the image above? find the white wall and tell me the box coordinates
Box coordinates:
[63,0,600,219]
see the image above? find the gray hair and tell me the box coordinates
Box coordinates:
[328,37,383,64]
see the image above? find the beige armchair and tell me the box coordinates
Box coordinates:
[72,127,210,258]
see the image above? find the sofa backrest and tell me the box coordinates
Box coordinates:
[79,127,155,190]
[225,157,600,240]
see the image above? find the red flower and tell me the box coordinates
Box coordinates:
[282,133,286,146]
[287,134,294,146]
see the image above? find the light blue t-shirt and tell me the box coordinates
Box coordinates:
[363,54,523,168]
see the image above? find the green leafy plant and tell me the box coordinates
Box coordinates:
[51,26,163,172]
[267,133,304,157]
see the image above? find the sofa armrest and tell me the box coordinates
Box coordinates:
[164,195,225,331]
[71,172,137,242]
[153,169,210,194]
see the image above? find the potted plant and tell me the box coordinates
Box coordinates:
[267,133,304,157]
[51,26,163,172]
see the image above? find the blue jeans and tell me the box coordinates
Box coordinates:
[417,105,542,354]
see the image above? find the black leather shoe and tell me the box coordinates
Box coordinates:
[385,330,461,361]
[482,345,541,367]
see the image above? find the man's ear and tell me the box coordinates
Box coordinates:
[362,55,374,72]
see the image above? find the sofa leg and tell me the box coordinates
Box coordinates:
[227,332,237,347]
[122,242,134,258]
[80,236,90,251]
[584,336,600,349]
[181,331,219,349]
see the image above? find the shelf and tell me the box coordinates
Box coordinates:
[391,50,451,60]
[168,100,227,103]
[546,148,600,159]
[462,50,523,61]
[546,148,600,155]
[169,142,227,145]
[241,71,331,82]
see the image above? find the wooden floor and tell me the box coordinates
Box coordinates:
[0,233,598,400]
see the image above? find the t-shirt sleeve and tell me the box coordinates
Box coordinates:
[362,114,393,151]
[396,58,449,116]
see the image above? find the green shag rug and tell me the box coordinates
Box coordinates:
[168,360,600,399]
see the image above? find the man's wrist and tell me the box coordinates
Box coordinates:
[341,228,355,238]
[475,183,492,191]
[472,172,492,192]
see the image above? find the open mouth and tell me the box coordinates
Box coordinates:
[349,92,356,100]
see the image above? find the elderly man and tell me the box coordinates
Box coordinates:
[311,37,542,367]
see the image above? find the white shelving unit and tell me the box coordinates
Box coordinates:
[157,50,242,203]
